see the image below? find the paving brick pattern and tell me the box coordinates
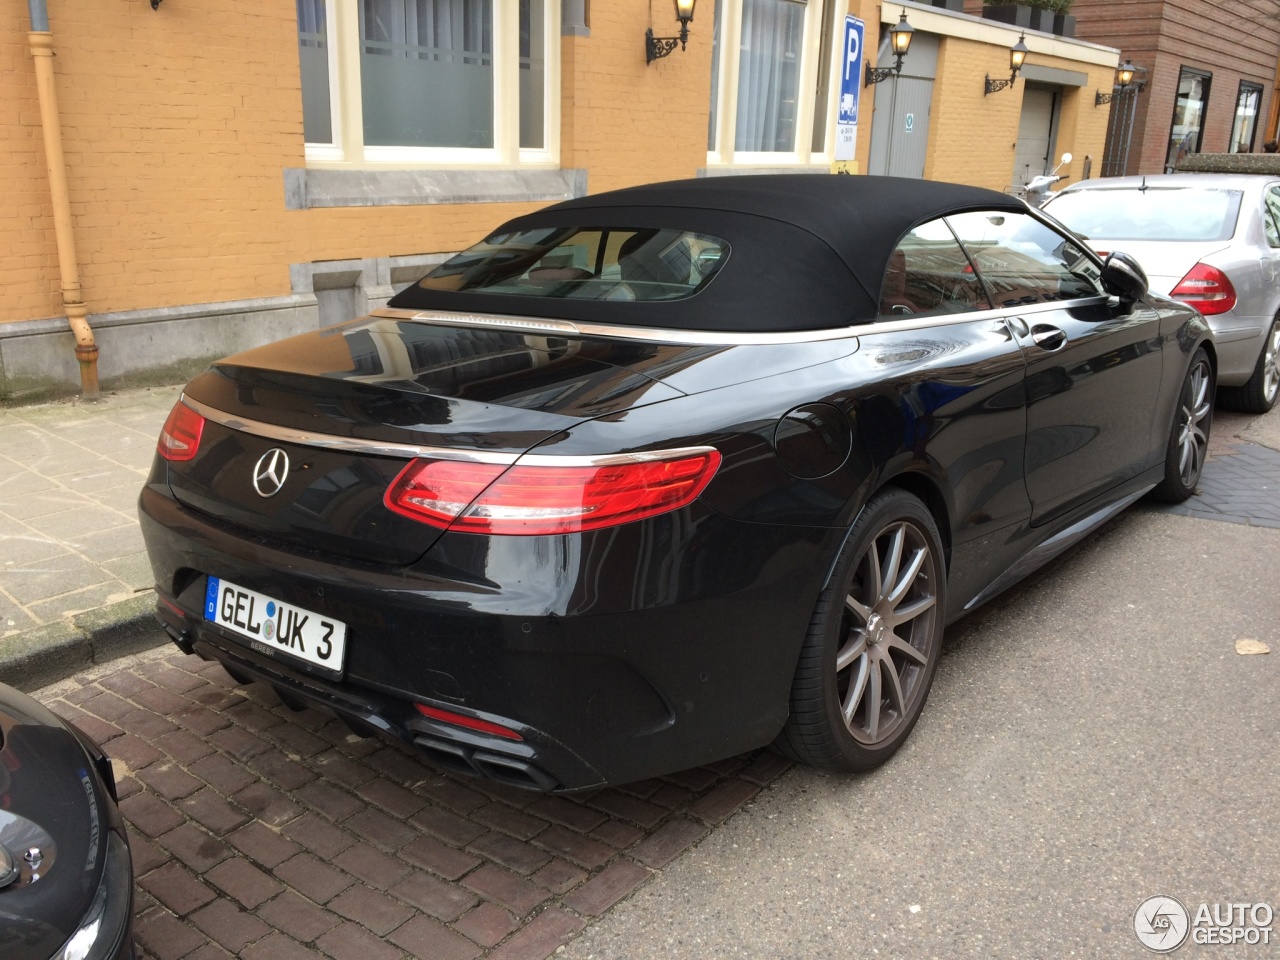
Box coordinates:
[39,648,792,960]
[0,388,176,639]
[1155,440,1280,528]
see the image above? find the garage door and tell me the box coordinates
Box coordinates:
[1012,82,1060,189]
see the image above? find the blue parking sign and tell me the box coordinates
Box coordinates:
[838,16,864,127]
[835,16,864,160]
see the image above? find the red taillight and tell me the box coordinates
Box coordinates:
[157,401,205,461]
[384,449,722,536]
[1170,262,1237,316]
[416,704,524,741]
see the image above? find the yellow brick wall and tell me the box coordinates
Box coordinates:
[1,9,61,321]
[1,0,715,327]
[925,34,1115,193]
[1,0,1114,333]
[0,0,562,326]
[561,4,712,193]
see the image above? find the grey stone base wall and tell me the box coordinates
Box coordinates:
[0,253,453,402]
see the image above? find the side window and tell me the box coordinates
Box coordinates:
[1264,187,1280,248]
[877,218,992,319]
[946,211,1105,307]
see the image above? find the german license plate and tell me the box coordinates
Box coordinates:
[204,576,347,674]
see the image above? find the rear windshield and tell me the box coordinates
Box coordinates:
[414,227,729,302]
[1045,187,1243,242]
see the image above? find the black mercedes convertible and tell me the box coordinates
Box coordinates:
[139,175,1213,791]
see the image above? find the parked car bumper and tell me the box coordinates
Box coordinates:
[138,485,837,791]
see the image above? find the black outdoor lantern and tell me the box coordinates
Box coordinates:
[646,0,698,64]
[985,33,1029,95]
[1097,59,1137,105]
[865,10,915,86]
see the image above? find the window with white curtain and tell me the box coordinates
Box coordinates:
[298,0,334,144]
[708,0,839,166]
[296,0,557,165]
[735,0,805,152]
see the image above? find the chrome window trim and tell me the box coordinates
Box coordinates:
[368,308,862,345]
[181,395,716,466]
[369,298,1110,345]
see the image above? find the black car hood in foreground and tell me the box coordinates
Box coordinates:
[0,687,112,959]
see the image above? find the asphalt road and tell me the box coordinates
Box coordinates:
[561,507,1280,959]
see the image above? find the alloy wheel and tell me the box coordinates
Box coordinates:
[1263,320,1280,407]
[1177,358,1212,488]
[836,520,939,745]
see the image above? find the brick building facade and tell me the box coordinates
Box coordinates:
[967,0,1280,175]
[2,0,1117,399]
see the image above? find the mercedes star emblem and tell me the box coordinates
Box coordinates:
[252,448,290,498]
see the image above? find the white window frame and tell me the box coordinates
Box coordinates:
[303,0,560,169]
[706,0,844,169]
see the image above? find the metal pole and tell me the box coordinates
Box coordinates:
[1120,87,1138,177]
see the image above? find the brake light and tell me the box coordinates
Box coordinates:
[1170,263,1237,316]
[384,449,722,535]
[157,401,205,461]
[416,704,523,741]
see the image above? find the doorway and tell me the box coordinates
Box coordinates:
[1012,82,1061,189]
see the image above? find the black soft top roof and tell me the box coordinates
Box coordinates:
[388,175,1026,332]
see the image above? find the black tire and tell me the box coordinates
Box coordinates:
[1217,316,1280,414]
[778,488,945,772]
[1149,348,1213,504]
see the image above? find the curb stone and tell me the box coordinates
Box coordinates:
[0,593,166,691]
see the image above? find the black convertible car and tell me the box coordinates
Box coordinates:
[140,175,1213,791]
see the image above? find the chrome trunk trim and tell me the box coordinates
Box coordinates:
[181,395,715,466]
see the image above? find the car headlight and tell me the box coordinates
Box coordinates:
[56,830,132,960]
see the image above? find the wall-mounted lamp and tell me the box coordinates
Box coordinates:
[646,0,698,65]
[1096,59,1137,105]
[865,10,915,86]
[985,33,1028,95]
[150,0,161,8]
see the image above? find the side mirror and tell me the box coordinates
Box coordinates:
[1100,251,1148,303]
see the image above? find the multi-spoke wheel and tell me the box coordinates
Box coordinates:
[1150,348,1213,503]
[779,488,945,771]
[1221,317,1280,414]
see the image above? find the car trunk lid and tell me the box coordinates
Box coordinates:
[1084,240,1232,296]
[164,315,692,565]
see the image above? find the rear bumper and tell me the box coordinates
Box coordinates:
[1203,312,1270,385]
[139,485,834,791]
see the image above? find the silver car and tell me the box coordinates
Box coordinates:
[1043,173,1280,413]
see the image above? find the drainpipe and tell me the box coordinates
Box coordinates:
[27,0,100,399]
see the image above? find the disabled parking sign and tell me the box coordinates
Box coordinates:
[835,15,864,161]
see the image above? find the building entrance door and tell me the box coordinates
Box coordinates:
[868,32,938,179]
[1012,82,1061,189]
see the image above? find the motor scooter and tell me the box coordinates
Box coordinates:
[1023,152,1072,207]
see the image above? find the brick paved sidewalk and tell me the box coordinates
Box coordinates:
[38,647,792,960]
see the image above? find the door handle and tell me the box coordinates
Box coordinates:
[1031,324,1067,351]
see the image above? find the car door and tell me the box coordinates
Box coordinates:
[1261,185,1280,294]
[861,216,1032,613]
[947,210,1165,527]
